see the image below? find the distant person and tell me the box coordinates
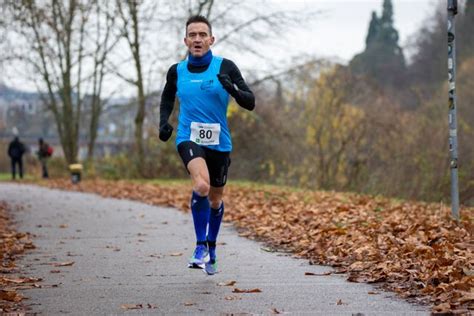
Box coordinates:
[37,138,52,178]
[7,136,26,179]
[159,15,255,275]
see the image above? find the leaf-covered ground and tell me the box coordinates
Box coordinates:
[31,179,474,313]
[0,202,37,313]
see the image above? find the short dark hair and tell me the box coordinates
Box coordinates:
[186,15,212,35]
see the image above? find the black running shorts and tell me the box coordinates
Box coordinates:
[177,141,231,187]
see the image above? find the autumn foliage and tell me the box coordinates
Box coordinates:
[41,179,473,313]
[0,202,37,313]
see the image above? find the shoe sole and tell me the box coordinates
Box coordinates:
[188,262,205,269]
[187,253,209,268]
[204,268,217,275]
[204,262,217,275]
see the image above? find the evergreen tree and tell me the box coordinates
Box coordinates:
[349,0,406,90]
[378,0,400,52]
[381,0,394,25]
[366,12,380,47]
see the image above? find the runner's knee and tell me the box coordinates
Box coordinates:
[194,179,210,197]
[209,196,222,209]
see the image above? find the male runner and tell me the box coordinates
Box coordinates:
[159,15,255,275]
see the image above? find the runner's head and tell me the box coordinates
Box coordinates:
[185,15,215,57]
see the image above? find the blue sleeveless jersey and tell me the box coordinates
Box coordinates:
[175,56,232,152]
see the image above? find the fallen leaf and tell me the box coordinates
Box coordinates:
[305,271,332,276]
[271,307,281,314]
[458,292,474,304]
[184,302,195,306]
[462,267,474,276]
[232,288,262,293]
[238,232,251,237]
[217,280,236,286]
[59,224,68,228]
[169,252,183,257]
[368,291,379,295]
[52,261,75,267]
[1,277,41,284]
[121,304,143,310]
[433,302,451,312]
[0,290,23,302]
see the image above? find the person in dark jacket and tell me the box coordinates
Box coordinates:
[37,138,50,179]
[8,136,26,179]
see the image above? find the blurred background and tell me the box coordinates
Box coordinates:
[0,0,473,205]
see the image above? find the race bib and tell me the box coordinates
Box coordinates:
[190,122,220,145]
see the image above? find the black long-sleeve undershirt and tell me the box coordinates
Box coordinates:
[159,58,255,126]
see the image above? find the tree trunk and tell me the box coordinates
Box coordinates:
[134,84,146,174]
[129,0,145,175]
[87,94,101,163]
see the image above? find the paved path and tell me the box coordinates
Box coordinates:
[0,183,428,315]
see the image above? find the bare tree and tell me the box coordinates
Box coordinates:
[114,0,159,174]
[86,1,121,163]
[165,0,321,61]
[109,0,320,174]
[3,0,97,164]
[2,0,121,165]
[2,0,321,168]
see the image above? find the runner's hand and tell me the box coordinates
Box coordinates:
[159,122,173,142]
[217,74,238,97]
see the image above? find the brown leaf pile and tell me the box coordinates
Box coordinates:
[0,202,37,313]
[41,179,473,313]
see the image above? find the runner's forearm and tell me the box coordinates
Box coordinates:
[160,65,178,125]
[232,89,255,111]
[221,59,255,111]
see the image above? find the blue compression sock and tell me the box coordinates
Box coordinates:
[191,191,210,243]
[207,202,224,259]
[207,240,217,262]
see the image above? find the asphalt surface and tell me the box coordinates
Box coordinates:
[0,183,429,315]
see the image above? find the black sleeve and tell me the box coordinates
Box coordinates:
[220,59,255,111]
[159,64,178,126]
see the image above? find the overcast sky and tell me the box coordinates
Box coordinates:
[2,0,440,97]
[251,0,437,64]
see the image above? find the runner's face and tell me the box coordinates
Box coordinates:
[185,22,214,57]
